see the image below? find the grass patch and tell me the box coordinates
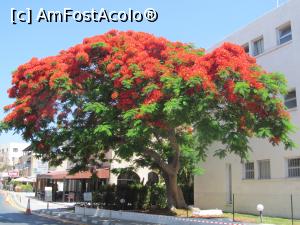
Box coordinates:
[223,212,300,225]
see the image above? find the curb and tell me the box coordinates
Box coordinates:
[2,191,88,225]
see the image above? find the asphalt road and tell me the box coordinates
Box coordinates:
[0,192,243,225]
[0,193,68,225]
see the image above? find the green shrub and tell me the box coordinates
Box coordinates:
[92,183,167,210]
[180,184,194,205]
[150,183,167,209]
[9,180,21,186]
[19,184,33,192]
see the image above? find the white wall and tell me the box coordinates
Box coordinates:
[0,142,29,166]
[109,151,151,185]
[195,0,300,218]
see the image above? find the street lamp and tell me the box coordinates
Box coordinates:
[120,198,126,210]
[256,204,264,223]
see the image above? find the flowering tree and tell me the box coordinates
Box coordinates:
[1,30,295,208]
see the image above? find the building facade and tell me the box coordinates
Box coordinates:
[15,147,49,177]
[0,142,29,167]
[194,0,300,218]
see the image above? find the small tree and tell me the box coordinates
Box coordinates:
[1,30,295,208]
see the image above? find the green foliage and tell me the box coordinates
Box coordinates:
[9,180,21,186]
[2,33,296,209]
[84,102,109,115]
[160,75,183,96]
[143,84,159,94]
[234,82,250,97]
[259,72,288,95]
[19,184,33,192]
[92,183,167,210]
[91,42,106,48]
[122,79,133,89]
[163,98,184,115]
[94,124,113,136]
[140,103,157,114]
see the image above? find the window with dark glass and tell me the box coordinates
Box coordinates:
[284,89,297,109]
[278,23,292,45]
[252,37,264,56]
[242,43,249,54]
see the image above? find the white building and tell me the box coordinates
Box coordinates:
[0,142,30,167]
[194,0,300,219]
[15,146,49,177]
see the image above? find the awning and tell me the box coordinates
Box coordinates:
[13,177,35,183]
[37,168,109,180]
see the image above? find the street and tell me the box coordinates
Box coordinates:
[0,193,68,225]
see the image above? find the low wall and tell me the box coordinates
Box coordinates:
[75,206,243,225]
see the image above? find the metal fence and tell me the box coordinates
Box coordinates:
[195,192,300,223]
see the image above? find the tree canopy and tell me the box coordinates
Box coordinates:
[1,30,295,208]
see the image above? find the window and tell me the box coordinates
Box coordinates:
[288,158,300,177]
[13,148,18,153]
[242,43,249,54]
[278,23,292,45]
[284,89,297,109]
[252,37,264,56]
[258,160,271,179]
[117,171,140,185]
[244,162,255,179]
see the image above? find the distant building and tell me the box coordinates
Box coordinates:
[33,147,155,202]
[0,142,30,167]
[15,146,49,177]
[194,0,300,219]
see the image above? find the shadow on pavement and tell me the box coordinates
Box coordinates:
[0,212,65,225]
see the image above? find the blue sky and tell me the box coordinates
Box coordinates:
[0,0,287,143]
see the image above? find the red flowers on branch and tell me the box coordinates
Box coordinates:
[3,30,289,140]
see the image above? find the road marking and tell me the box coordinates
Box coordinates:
[1,192,87,225]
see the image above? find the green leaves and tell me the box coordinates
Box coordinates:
[234,81,250,97]
[259,72,288,95]
[255,88,269,101]
[52,76,71,91]
[186,77,202,87]
[122,79,133,89]
[94,124,112,136]
[140,103,157,114]
[91,42,106,48]
[122,109,138,121]
[257,128,272,138]
[163,98,183,115]
[123,109,139,121]
[160,75,182,96]
[217,70,230,79]
[84,102,108,115]
[143,83,159,95]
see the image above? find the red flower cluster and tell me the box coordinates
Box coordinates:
[3,30,286,134]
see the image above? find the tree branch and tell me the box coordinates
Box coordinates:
[144,148,174,175]
[167,128,181,173]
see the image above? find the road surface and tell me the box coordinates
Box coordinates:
[0,192,244,225]
[0,193,68,225]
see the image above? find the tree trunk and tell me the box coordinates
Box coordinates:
[145,128,187,209]
[163,172,187,209]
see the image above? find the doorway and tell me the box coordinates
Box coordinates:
[226,164,232,204]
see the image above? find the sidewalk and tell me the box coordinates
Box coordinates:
[4,190,163,225]
[7,191,75,211]
[4,190,264,225]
